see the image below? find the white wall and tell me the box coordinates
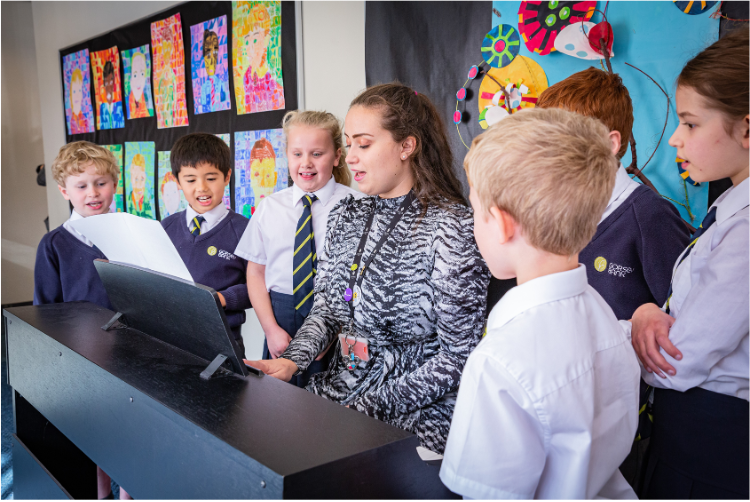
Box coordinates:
[1,2,48,304]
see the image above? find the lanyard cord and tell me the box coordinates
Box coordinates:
[346,192,415,317]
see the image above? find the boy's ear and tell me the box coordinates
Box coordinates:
[334,148,341,167]
[224,168,232,185]
[608,130,621,157]
[57,184,71,201]
[741,115,749,150]
[488,206,516,245]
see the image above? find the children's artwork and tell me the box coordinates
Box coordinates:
[216,134,232,209]
[151,13,190,128]
[232,1,286,114]
[481,24,520,68]
[673,1,717,15]
[91,47,125,130]
[125,142,156,219]
[234,129,287,218]
[554,22,615,60]
[157,151,189,219]
[517,1,596,56]
[122,45,155,119]
[190,16,231,114]
[103,145,124,213]
[62,49,95,135]
[490,1,719,222]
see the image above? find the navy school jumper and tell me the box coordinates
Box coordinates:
[579,184,691,321]
[161,209,251,341]
[34,226,113,310]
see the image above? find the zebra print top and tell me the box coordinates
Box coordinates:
[280,192,490,453]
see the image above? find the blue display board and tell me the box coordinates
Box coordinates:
[491,1,719,223]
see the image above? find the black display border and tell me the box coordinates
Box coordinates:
[59,1,298,218]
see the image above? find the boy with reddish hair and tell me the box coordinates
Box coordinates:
[537,68,690,321]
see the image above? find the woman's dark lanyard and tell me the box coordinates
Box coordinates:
[344,192,415,318]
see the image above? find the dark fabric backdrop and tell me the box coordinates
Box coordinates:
[60,1,298,214]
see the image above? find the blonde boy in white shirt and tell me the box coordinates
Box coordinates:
[440,108,640,499]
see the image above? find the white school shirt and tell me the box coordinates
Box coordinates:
[600,163,640,223]
[234,176,361,295]
[185,203,229,234]
[63,209,101,246]
[440,265,640,500]
[621,177,749,400]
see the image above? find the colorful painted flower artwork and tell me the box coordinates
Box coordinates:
[122,45,155,119]
[517,1,596,56]
[234,129,287,218]
[103,145,124,213]
[62,49,95,135]
[232,1,286,115]
[91,46,125,130]
[151,13,190,128]
[481,24,520,68]
[191,16,231,114]
[125,142,156,219]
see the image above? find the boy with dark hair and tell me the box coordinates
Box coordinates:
[161,133,251,356]
[536,68,690,321]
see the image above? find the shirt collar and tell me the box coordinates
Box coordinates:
[605,163,638,210]
[185,202,228,228]
[487,264,589,332]
[715,177,749,225]
[292,175,336,207]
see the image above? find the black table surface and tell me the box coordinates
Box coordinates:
[4,302,417,478]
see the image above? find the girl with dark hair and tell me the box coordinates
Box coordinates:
[628,28,749,499]
[248,83,490,453]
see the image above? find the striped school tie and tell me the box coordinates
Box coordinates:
[191,215,205,236]
[665,206,717,314]
[293,194,318,316]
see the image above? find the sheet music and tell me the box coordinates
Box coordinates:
[69,212,193,282]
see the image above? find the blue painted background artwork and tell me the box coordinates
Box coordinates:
[190,15,231,114]
[235,129,288,219]
[490,1,719,223]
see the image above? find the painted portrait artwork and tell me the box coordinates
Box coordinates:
[157,151,189,219]
[216,133,232,209]
[232,1,286,115]
[62,49,95,135]
[103,145,124,213]
[190,15,231,114]
[124,142,156,219]
[91,46,125,130]
[122,45,155,120]
[151,13,190,128]
[235,129,287,218]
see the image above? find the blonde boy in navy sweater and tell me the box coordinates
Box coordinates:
[440,108,640,499]
[161,133,251,356]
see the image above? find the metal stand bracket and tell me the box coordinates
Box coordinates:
[101,312,125,331]
[200,354,228,381]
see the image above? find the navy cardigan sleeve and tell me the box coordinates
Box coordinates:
[33,232,63,305]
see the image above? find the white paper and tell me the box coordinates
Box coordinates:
[416,446,443,462]
[70,212,193,282]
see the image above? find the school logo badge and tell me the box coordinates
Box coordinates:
[594,256,607,272]
[207,246,217,256]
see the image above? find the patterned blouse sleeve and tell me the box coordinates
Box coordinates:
[279,196,352,371]
[352,207,491,419]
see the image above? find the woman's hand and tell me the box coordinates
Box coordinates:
[244,358,298,382]
[266,325,292,359]
[631,303,682,378]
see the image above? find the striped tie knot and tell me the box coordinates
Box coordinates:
[191,215,206,236]
[293,194,319,316]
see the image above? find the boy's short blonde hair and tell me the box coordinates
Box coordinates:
[465,107,617,256]
[51,141,119,187]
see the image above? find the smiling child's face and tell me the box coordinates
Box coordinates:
[58,162,115,217]
[177,162,230,214]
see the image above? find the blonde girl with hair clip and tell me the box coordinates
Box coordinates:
[234,110,361,388]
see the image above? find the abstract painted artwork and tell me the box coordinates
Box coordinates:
[125,142,156,219]
[122,45,155,119]
[190,15,231,114]
[103,145,124,213]
[157,151,189,219]
[216,133,232,209]
[91,46,125,130]
[234,129,287,218]
[62,49,95,135]
[517,1,596,56]
[232,1,286,115]
[151,13,189,128]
